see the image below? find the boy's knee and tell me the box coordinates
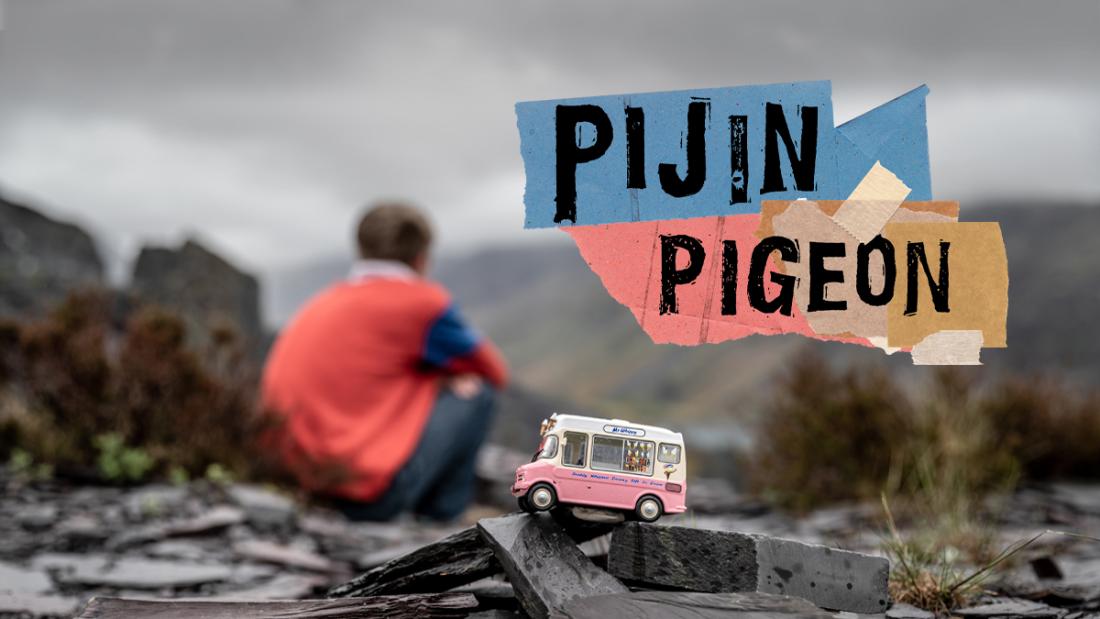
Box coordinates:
[466,385,497,429]
[474,384,497,408]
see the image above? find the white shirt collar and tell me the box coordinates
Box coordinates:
[348,259,418,282]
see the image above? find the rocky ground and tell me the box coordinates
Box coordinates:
[1,447,1099,618]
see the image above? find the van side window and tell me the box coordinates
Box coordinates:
[591,435,624,472]
[658,443,681,464]
[592,435,655,476]
[561,432,587,467]
[624,439,654,475]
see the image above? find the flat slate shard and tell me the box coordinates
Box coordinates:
[557,590,836,619]
[954,597,1067,618]
[0,592,80,618]
[608,522,890,614]
[232,539,340,573]
[205,573,328,601]
[106,506,246,550]
[226,484,297,528]
[329,527,499,597]
[76,593,479,619]
[56,557,235,590]
[477,513,628,619]
[885,602,935,619]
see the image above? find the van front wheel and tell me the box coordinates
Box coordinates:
[517,495,533,513]
[634,495,663,522]
[526,483,557,512]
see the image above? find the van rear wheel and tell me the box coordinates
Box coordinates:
[526,483,557,512]
[634,495,663,522]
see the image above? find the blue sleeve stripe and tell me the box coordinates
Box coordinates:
[423,303,481,367]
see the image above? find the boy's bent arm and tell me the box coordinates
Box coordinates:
[422,302,510,387]
[447,338,509,387]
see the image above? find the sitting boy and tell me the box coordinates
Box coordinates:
[262,203,508,521]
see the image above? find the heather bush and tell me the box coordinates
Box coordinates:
[751,353,1100,512]
[751,354,913,511]
[0,291,284,484]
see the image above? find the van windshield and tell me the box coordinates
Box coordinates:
[532,435,558,462]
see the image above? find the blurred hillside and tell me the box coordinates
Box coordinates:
[270,201,1100,429]
[4,190,1099,436]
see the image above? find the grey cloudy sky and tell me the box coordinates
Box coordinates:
[0,0,1097,289]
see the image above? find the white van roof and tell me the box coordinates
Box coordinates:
[549,413,684,444]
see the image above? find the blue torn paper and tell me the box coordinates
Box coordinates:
[516,80,931,228]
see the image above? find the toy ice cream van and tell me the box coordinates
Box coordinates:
[512,413,686,522]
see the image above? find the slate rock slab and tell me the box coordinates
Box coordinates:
[226,484,297,529]
[123,485,188,520]
[203,573,328,601]
[0,560,54,594]
[0,592,80,618]
[107,506,245,550]
[608,521,757,592]
[477,513,627,619]
[954,597,1068,618]
[18,504,59,531]
[56,557,235,589]
[330,527,499,597]
[232,539,340,573]
[0,560,76,618]
[557,590,836,619]
[331,513,613,598]
[885,602,935,619]
[76,593,479,619]
[608,522,890,614]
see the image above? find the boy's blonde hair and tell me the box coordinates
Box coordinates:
[356,202,433,266]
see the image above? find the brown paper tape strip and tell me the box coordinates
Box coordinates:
[832,161,911,243]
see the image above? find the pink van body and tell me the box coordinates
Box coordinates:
[511,457,687,514]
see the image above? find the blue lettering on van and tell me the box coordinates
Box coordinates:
[603,425,645,437]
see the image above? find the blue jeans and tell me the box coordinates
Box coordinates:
[333,385,496,522]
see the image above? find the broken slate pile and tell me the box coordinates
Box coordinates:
[4,460,1100,618]
[0,471,473,618]
[326,509,889,618]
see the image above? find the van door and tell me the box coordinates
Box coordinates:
[553,431,590,501]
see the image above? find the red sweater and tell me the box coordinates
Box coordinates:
[261,272,508,501]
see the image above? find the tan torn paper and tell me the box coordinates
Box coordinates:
[885,222,1008,351]
[911,330,984,365]
[832,161,911,243]
[767,200,959,344]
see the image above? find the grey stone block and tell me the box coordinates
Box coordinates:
[754,534,889,613]
[609,522,890,614]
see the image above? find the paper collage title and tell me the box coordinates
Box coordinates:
[516,81,1007,364]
